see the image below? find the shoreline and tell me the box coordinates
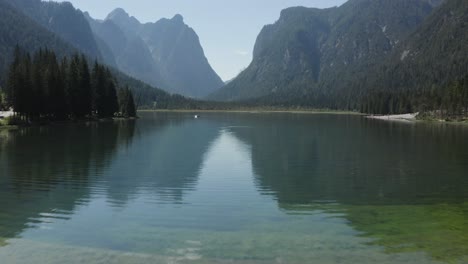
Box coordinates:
[366,112,468,125]
[365,113,418,122]
[139,109,362,115]
[0,116,137,130]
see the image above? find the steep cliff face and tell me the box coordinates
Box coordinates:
[88,9,223,98]
[210,0,440,102]
[86,15,165,89]
[139,15,224,98]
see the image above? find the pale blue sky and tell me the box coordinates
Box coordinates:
[56,0,347,81]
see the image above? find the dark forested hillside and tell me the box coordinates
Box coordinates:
[3,0,103,61]
[0,0,76,86]
[364,0,467,95]
[359,0,468,115]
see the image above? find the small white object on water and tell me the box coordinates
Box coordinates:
[194,115,199,119]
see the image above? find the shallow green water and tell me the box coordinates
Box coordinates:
[0,112,467,264]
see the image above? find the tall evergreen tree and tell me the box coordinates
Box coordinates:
[77,55,92,117]
[67,55,81,118]
[6,49,138,121]
[6,46,22,113]
[118,86,137,117]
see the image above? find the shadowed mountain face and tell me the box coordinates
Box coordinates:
[3,0,103,61]
[87,9,224,99]
[0,0,77,84]
[210,0,447,103]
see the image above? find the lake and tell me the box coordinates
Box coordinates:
[0,112,467,264]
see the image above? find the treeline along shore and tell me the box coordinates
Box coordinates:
[0,47,136,125]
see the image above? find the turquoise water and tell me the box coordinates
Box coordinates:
[0,112,467,263]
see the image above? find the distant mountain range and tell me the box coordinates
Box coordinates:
[1,0,466,112]
[0,0,223,101]
[0,0,200,108]
[86,8,224,98]
[210,0,467,112]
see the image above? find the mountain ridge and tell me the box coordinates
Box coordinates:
[210,0,445,104]
[0,0,198,109]
[88,8,224,98]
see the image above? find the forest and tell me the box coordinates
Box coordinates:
[359,77,468,118]
[2,47,136,122]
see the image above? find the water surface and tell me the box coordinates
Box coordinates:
[0,112,467,263]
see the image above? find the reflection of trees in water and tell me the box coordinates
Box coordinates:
[0,120,136,241]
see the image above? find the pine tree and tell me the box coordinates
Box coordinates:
[77,55,92,117]
[67,54,81,118]
[118,86,137,117]
[6,46,22,114]
[47,52,67,119]
[91,62,106,117]
[104,74,119,118]
[127,89,136,117]
[6,49,138,121]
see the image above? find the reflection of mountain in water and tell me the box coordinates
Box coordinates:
[102,112,220,205]
[228,113,468,263]
[228,114,468,205]
[0,120,136,242]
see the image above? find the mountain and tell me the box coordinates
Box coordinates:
[0,0,198,109]
[363,0,468,93]
[0,0,76,85]
[210,0,443,103]
[85,14,165,89]
[3,0,104,61]
[87,9,224,98]
[138,14,224,98]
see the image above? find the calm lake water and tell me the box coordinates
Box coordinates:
[0,112,468,264]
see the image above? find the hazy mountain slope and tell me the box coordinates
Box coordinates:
[0,0,76,85]
[105,8,141,38]
[138,15,224,98]
[3,0,103,61]
[210,0,440,102]
[0,0,197,109]
[93,35,117,68]
[85,15,165,89]
[89,9,224,98]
